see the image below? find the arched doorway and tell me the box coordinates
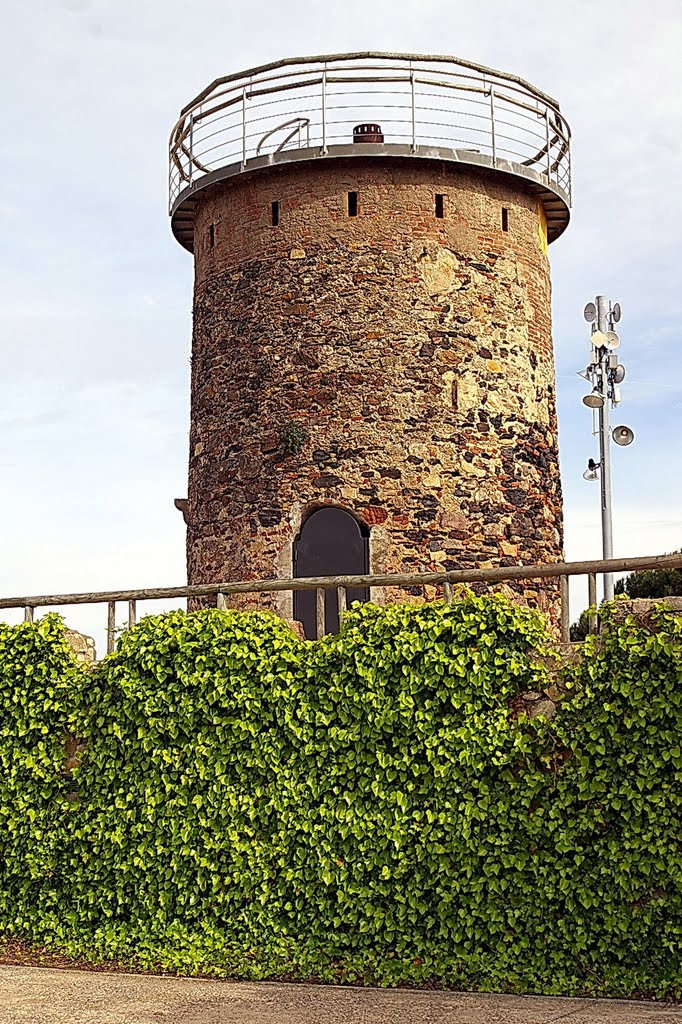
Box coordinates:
[293,507,369,639]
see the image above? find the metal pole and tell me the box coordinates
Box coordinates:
[596,294,614,602]
[490,88,496,165]
[410,71,417,152]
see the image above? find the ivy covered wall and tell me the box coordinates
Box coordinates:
[0,596,680,998]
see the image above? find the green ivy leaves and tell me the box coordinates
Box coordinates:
[0,597,680,998]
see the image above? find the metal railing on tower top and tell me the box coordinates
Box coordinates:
[168,52,572,223]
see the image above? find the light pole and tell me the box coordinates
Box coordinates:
[581,296,634,603]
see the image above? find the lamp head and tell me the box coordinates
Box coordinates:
[583,391,604,409]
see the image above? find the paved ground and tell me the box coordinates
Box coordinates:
[0,967,680,1024]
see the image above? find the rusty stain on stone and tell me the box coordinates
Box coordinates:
[362,506,389,525]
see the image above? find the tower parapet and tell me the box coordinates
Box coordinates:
[169,52,571,250]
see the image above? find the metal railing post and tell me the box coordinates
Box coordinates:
[241,86,247,167]
[321,69,327,154]
[188,116,194,185]
[410,70,417,152]
[107,601,116,656]
[559,575,570,642]
[490,87,496,165]
[545,107,551,180]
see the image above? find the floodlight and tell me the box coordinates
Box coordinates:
[583,391,604,409]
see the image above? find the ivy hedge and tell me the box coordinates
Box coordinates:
[0,595,680,997]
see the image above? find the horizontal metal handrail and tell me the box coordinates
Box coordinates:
[168,52,571,217]
[256,116,311,156]
[178,52,563,115]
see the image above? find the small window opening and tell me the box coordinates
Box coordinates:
[435,194,445,219]
[271,200,280,227]
[501,207,509,232]
[347,191,358,217]
[208,223,215,248]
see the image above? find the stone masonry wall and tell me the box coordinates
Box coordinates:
[185,158,563,621]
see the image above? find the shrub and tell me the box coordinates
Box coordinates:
[0,616,85,934]
[0,596,680,997]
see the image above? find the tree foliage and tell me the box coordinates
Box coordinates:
[570,609,593,643]
[0,597,680,998]
[615,550,682,599]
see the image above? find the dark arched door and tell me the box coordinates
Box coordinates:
[293,508,369,639]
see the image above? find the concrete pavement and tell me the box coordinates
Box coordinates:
[0,966,680,1024]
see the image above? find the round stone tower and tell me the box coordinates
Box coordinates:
[169,53,572,633]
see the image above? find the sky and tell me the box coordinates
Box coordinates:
[1,0,681,651]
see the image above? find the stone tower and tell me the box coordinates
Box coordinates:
[169,53,572,634]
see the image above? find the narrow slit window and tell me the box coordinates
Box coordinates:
[208,223,215,248]
[501,207,509,231]
[435,194,445,219]
[347,191,358,217]
[271,200,280,227]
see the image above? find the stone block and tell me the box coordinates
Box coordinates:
[65,629,96,665]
